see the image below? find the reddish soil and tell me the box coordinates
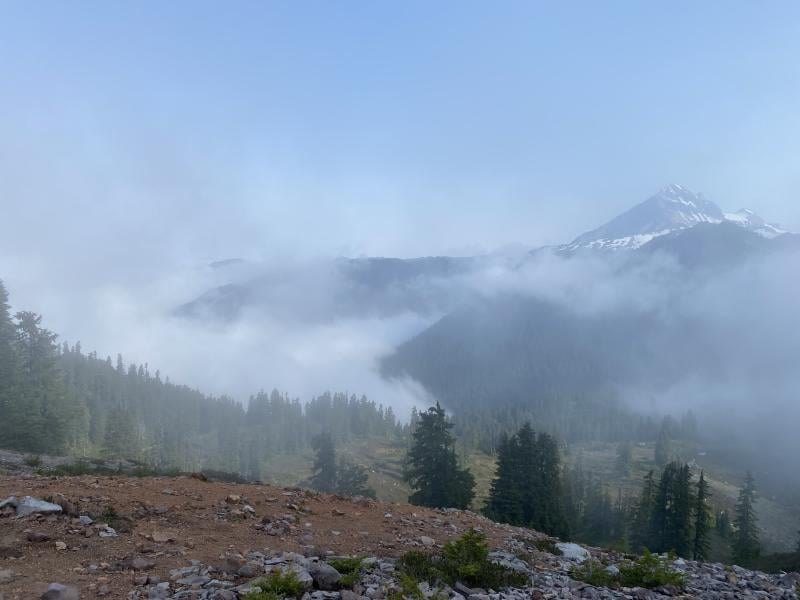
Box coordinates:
[0,475,538,600]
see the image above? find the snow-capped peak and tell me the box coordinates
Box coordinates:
[561,184,724,252]
[557,185,790,255]
[724,209,787,239]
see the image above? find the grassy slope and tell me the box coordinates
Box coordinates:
[262,437,799,554]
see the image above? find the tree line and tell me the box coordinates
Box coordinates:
[0,280,404,478]
[402,404,765,566]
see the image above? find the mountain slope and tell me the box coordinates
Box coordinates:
[176,185,792,321]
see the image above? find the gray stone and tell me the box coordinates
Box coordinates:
[555,542,591,563]
[16,496,63,517]
[40,583,80,600]
[310,561,343,590]
[175,574,211,586]
[0,569,16,584]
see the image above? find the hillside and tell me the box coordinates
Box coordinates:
[1,474,797,600]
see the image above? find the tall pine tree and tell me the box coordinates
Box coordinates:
[693,470,712,561]
[732,471,761,565]
[310,433,338,493]
[404,403,475,509]
[0,280,18,446]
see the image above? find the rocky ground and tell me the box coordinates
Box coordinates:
[0,474,798,600]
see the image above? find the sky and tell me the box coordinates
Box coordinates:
[2,1,800,402]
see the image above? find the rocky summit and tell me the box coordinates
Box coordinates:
[0,475,796,600]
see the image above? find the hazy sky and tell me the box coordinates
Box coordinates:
[2,1,800,268]
[2,1,800,400]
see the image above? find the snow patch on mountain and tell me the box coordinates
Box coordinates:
[724,208,787,239]
[559,184,790,253]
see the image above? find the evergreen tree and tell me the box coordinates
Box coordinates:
[12,311,73,453]
[485,424,567,537]
[716,509,731,538]
[485,433,523,524]
[654,423,671,466]
[0,280,18,446]
[310,433,338,493]
[102,406,139,459]
[650,462,694,557]
[732,471,761,565]
[335,459,376,498]
[404,403,475,509]
[631,470,656,552]
[532,430,569,537]
[693,470,712,560]
[615,441,633,477]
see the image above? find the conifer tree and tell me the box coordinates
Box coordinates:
[0,280,18,445]
[310,432,338,493]
[335,459,376,498]
[485,424,567,537]
[102,406,139,459]
[615,441,633,477]
[654,424,671,466]
[693,470,712,561]
[12,311,72,453]
[485,433,523,524]
[650,462,693,557]
[532,431,569,537]
[716,509,731,538]
[631,470,656,552]
[404,403,475,509]
[732,471,761,565]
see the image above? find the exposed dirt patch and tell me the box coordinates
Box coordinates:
[0,474,540,599]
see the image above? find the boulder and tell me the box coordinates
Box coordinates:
[16,496,63,517]
[40,583,80,600]
[555,542,590,563]
[309,561,342,591]
[0,569,16,584]
[27,531,51,543]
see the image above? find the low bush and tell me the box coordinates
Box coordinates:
[328,557,364,588]
[571,560,617,588]
[396,529,528,590]
[572,550,685,590]
[24,454,42,467]
[533,538,562,555]
[618,551,686,589]
[245,570,306,600]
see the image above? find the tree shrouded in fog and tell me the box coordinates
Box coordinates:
[485,423,568,537]
[693,470,712,561]
[732,471,761,565]
[310,432,338,493]
[404,402,475,509]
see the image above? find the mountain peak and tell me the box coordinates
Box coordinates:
[563,185,724,252]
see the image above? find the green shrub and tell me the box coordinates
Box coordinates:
[24,454,42,467]
[245,570,306,600]
[618,551,686,589]
[396,529,528,590]
[571,560,617,588]
[391,573,425,600]
[572,551,685,591]
[533,539,562,555]
[328,557,364,588]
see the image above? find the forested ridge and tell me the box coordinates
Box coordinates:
[0,279,404,477]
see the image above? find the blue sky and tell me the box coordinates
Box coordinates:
[2,1,800,262]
